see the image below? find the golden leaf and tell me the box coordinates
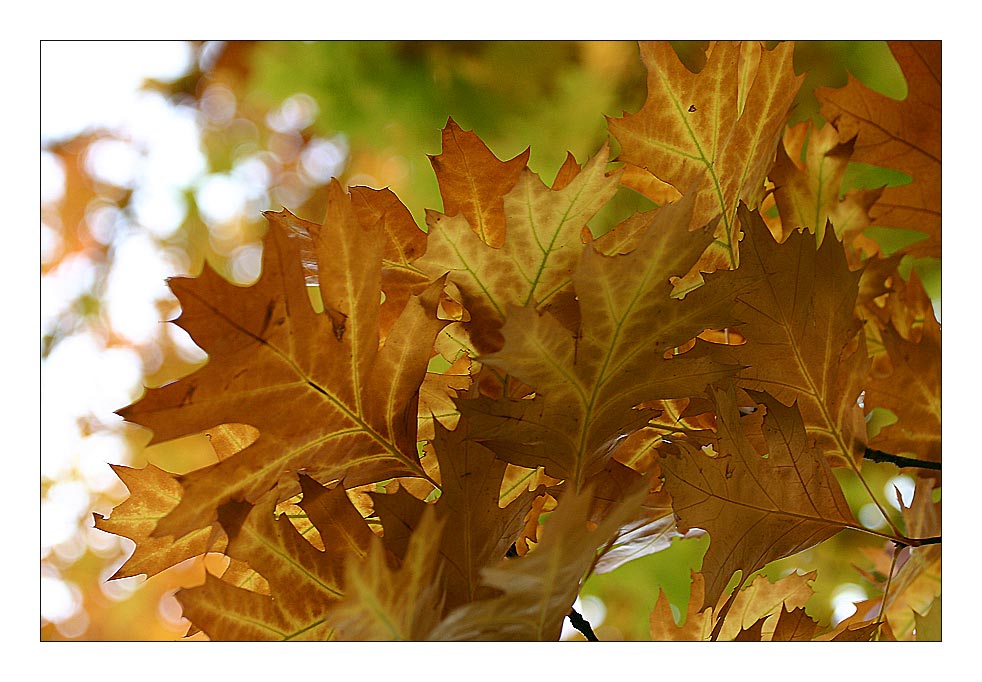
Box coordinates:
[608,41,802,287]
[429,480,648,641]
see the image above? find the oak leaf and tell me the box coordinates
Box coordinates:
[883,546,941,640]
[416,129,621,356]
[370,419,545,611]
[648,570,815,641]
[770,121,886,267]
[864,315,941,462]
[660,385,855,608]
[714,570,815,641]
[877,480,941,639]
[721,205,869,466]
[428,479,649,640]
[425,422,545,609]
[817,41,941,259]
[92,464,215,579]
[326,506,447,641]
[820,620,880,642]
[770,606,820,642]
[732,618,767,641]
[417,355,472,441]
[885,269,937,344]
[117,180,446,540]
[349,185,431,338]
[608,41,802,287]
[429,116,530,248]
[464,193,747,489]
[771,122,854,244]
[649,571,713,641]
[177,475,374,640]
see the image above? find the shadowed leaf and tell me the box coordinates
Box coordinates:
[817,41,940,258]
[660,385,855,608]
[429,479,648,640]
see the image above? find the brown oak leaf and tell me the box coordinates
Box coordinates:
[118,180,446,540]
[177,475,374,640]
[817,41,941,259]
[864,314,941,463]
[429,117,530,248]
[416,131,621,356]
[721,205,870,467]
[659,385,856,609]
[428,479,648,641]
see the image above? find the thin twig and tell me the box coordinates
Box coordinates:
[567,606,599,641]
[910,535,942,546]
[864,448,941,471]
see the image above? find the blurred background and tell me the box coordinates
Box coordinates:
[40,40,938,640]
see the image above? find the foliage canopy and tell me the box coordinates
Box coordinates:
[97,40,941,641]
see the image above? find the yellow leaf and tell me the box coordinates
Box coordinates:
[327,505,447,640]
[608,41,802,286]
[177,475,374,640]
[93,464,215,579]
[771,121,856,245]
[416,129,621,356]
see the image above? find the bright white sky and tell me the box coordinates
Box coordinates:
[41,42,194,143]
[40,41,209,635]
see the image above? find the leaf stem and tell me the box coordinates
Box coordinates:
[710,580,743,642]
[842,524,941,549]
[873,543,901,641]
[863,448,941,471]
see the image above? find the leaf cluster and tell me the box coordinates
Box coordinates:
[98,41,940,641]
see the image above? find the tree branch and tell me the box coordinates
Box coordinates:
[567,606,599,641]
[863,447,941,471]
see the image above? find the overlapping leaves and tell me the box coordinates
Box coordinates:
[98,40,940,642]
[178,476,373,640]
[416,123,621,356]
[719,205,870,467]
[817,41,941,259]
[464,192,749,489]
